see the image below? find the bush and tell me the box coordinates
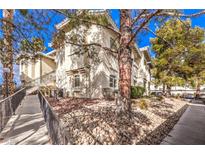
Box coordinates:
[131,86,145,98]
[175,93,181,99]
[139,99,148,110]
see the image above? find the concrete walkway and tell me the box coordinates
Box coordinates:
[161,103,205,145]
[0,95,50,145]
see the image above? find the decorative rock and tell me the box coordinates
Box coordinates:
[46,96,187,145]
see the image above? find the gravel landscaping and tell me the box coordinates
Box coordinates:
[46,96,187,144]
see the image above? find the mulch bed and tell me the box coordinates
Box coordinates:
[45,96,187,145]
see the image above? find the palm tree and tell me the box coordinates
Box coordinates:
[2,9,15,97]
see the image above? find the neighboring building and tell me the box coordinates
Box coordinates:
[19,11,152,98]
[19,52,56,86]
[135,47,152,95]
[150,81,205,96]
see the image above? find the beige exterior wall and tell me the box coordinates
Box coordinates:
[41,57,56,76]
[55,23,151,98]
[19,55,56,86]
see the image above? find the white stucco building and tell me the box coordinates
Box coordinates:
[19,11,152,98]
[19,52,56,86]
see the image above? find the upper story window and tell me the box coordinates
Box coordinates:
[74,75,80,87]
[109,75,117,88]
[110,37,117,50]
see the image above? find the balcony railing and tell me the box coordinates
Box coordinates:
[23,70,56,88]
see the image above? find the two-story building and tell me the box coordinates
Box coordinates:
[19,11,152,98]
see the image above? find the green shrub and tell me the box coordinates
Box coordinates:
[139,99,148,110]
[131,86,145,98]
[175,93,181,99]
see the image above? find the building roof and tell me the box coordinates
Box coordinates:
[140,46,151,62]
[55,10,119,32]
[45,49,56,57]
[18,52,55,62]
[52,10,151,63]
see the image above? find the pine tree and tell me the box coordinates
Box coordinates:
[151,18,205,96]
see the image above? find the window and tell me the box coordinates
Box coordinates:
[110,75,117,88]
[74,75,80,87]
[134,80,137,85]
[143,78,146,88]
[110,37,117,50]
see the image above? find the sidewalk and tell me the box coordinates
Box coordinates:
[161,103,205,145]
[0,95,50,145]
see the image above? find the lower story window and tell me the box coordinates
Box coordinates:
[74,75,80,87]
[134,79,137,85]
[110,75,116,88]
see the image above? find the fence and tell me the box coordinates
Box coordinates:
[0,88,26,132]
[38,90,70,145]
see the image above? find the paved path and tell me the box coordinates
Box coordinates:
[161,103,205,145]
[0,95,50,145]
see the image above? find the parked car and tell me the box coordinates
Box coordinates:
[183,93,195,99]
[151,91,163,97]
[199,94,205,99]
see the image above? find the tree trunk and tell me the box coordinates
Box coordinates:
[195,79,200,99]
[162,83,165,95]
[2,9,15,97]
[116,10,132,115]
[166,85,171,97]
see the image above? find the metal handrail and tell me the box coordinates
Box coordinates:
[0,88,26,132]
[23,70,56,88]
[38,90,70,144]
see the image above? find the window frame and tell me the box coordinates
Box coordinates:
[74,74,80,88]
[110,37,117,50]
[109,75,117,88]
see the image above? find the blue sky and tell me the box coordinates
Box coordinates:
[109,9,205,56]
[1,9,205,85]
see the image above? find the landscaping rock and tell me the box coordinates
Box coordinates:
[46,97,187,145]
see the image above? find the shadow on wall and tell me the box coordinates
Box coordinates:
[20,72,33,84]
[59,25,108,98]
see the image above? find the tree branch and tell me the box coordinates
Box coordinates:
[138,10,205,18]
[54,9,121,36]
[131,9,147,26]
[128,10,162,46]
[64,39,118,57]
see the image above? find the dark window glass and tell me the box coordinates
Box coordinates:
[74,75,80,87]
